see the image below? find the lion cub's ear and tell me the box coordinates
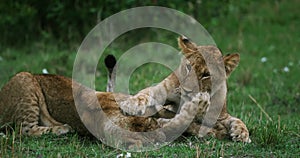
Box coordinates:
[178,36,198,52]
[223,53,240,77]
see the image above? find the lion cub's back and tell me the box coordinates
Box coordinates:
[34,74,76,118]
[34,74,89,134]
[0,72,40,124]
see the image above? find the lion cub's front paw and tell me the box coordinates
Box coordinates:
[184,91,210,105]
[157,118,171,127]
[196,92,210,105]
[52,124,73,136]
[229,118,251,143]
[118,96,146,116]
[119,94,162,116]
[157,92,210,128]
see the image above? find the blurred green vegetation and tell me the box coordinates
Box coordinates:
[0,0,299,157]
[1,0,238,47]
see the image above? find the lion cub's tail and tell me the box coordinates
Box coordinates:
[104,54,117,92]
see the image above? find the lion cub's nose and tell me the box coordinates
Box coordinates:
[181,35,189,43]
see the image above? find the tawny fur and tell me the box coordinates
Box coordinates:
[119,36,251,143]
[0,36,250,146]
[0,69,209,148]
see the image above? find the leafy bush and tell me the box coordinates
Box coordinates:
[1,0,234,47]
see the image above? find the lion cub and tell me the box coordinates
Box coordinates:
[0,64,210,148]
[118,36,251,143]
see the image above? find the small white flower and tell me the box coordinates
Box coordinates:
[116,153,123,158]
[283,66,289,72]
[261,57,267,63]
[125,152,131,158]
[42,68,49,74]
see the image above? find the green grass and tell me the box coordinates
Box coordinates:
[1,0,300,157]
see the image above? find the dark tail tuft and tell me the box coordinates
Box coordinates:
[104,54,117,92]
[105,54,117,73]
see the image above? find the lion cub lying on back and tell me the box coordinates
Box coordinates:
[0,41,210,148]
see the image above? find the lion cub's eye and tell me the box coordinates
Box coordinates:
[186,64,192,72]
[202,71,210,78]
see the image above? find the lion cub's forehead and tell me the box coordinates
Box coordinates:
[196,45,223,61]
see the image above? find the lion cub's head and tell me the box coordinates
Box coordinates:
[177,36,240,93]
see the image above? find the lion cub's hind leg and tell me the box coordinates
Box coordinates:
[1,72,71,136]
[18,101,72,136]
